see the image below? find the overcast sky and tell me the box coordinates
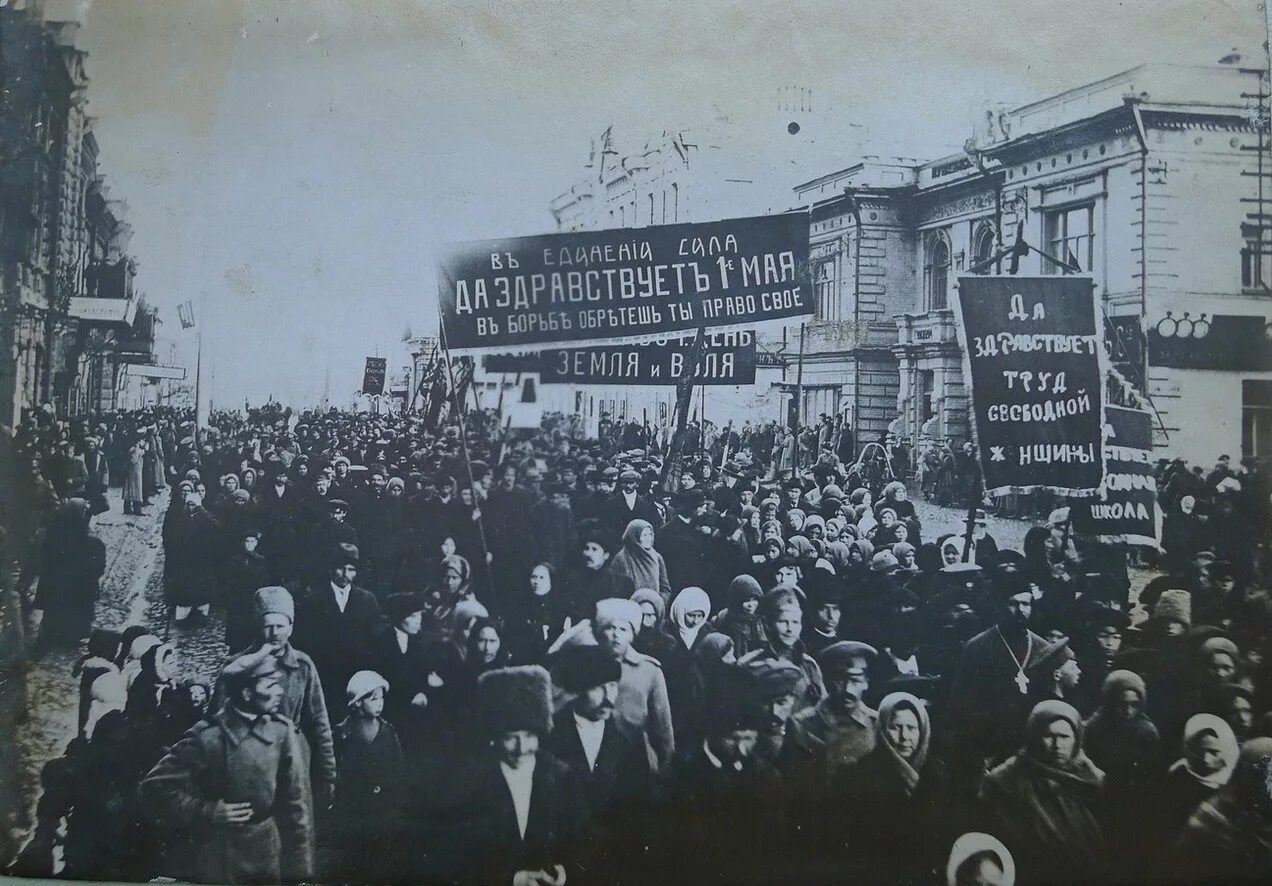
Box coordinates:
[75,0,1267,406]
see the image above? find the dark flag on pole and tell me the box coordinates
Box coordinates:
[362,357,387,395]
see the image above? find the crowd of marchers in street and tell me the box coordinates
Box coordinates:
[5,400,1272,885]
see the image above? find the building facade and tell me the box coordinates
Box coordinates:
[798,63,1272,465]
[0,0,153,431]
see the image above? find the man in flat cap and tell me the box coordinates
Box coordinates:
[141,648,313,884]
[602,468,662,539]
[435,665,586,886]
[548,644,651,814]
[591,597,675,770]
[655,487,710,593]
[294,542,385,719]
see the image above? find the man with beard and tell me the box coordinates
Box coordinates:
[948,570,1050,771]
[532,482,576,572]
[294,543,385,716]
[746,657,815,775]
[141,647,314,885]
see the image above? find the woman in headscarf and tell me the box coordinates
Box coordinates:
[1173,736,1272,881]
[977,700,1106,884]
[1157,713,1240,845]
[785,535,818,568]
[708,574,768,658]
[631,586,675,661]
[740,505,762,554]
[1082,670,1164,876]
[833,691,955,882]
[677,632,738,748]
[660,586,714,746]
[609,518,671,603]
[35,498,107,649]
[74,628,124,740]
[945,833,1016,886]
[803,513,827,543]
[124,642,197,764]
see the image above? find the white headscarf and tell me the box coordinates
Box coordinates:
[669,586,711,650]
[1172,712,1239,790]
[946,832,1015,886]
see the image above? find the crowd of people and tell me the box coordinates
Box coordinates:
[6,400,1272,884]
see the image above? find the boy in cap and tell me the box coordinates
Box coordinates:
[329,670,405,882]
[140,648,313,884]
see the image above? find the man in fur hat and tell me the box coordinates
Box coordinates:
[141,647,314,884]
[436,665,586,886]
[548,644,651,813]
[216,586,336,815]
[592,597,675,770]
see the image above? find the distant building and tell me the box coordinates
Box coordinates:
[795,63,1272,464]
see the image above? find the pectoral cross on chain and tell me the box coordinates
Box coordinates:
[1015,672,1030,694]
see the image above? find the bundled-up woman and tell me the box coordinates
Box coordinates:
[631,586,675,662]
[1173,736,1272,882]
[1082,670,1164,876]
[708,574,767,658]
[660,586,713,747]
[1156,713,1239,847]
[832,691,955,882]
[609,519,671,603]
[977,700,1107,884]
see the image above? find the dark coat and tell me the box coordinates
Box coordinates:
[436,750,589,885]
[294,581,386,714]
[139,706,314,884]
[655,517,709,594]
[602,490,662,538]
[163,504,222,607]
[547,713,651,813]
[332,715,405,881]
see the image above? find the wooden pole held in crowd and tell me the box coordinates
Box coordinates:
[660,325,708,493]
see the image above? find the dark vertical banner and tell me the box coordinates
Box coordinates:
[362,357,387,395]
[1072,405,1162,546]
[954,276,1107,495]
[436,213,811,352]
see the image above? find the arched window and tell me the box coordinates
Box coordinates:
[924,231,951,310]
[972,222,997,274]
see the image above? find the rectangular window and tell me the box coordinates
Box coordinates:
[1043,204,1094,274]
[814,258,837,322]
[919,370,935,424]
[1243,380,1272,460]
[1241,223,1270,290]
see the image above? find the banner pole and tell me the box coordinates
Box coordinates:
[660,326,708,493]
[961,446,984,563]
[438,321,496,612]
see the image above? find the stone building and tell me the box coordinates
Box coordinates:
[0,0,151,430]
[796,63,1272,464]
